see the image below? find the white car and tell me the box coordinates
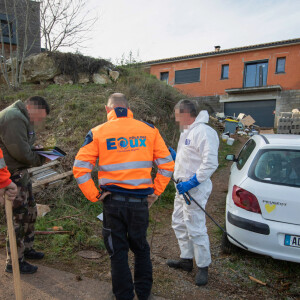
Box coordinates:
[222,134,300,263]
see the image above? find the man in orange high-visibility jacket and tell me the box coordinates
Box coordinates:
[0,148,17,206]
[73,93,174,300]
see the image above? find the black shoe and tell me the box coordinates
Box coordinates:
[6,260,38,274]
[166,258,193,272]
[195,267,208,286]
[24,249,44,259]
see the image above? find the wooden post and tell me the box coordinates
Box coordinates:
[5,194,23,300]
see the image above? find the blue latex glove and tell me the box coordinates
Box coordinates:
[176,174,200,195]
[168,147,176,161]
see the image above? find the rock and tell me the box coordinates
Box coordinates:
[36,204,51,217]
[22,53,60,83]
[5,58,16,72]
[0,70,26,85]
[109,70,120,81]
[92,73,111,84]
[75,275,82,281]
[54,74,73,85]
[77,250,102,259]
[78,73,90,84]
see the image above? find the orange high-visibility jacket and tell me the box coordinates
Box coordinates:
[0,148,12,189]
[73,108,174,202]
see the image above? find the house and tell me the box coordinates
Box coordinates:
[0,0,40,58]
[145,38,300,127]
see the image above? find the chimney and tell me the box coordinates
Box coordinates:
[214,45,221,52]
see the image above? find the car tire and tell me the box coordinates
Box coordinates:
[221,232,236,254]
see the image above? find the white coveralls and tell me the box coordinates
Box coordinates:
[172,110,219,268]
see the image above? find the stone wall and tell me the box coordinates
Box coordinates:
[192,95,223,114]
[277,90,300,112]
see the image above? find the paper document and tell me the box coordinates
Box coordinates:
[97,213,103,221]
[33,146,66,160]
[37,153,61,161]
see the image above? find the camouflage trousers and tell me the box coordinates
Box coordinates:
[6,170,37,264]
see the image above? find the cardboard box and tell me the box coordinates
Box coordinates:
[240,115,255,127]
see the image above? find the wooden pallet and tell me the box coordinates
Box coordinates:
[209,116,225,133]
[28,161,73,192]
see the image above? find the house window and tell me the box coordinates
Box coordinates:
[175,68,200,84]
[160,72,169,83]
[1,20,11,38]
[244,60,268,88]
[0,13,16,44]
[276,57,286,73]
[221,64,229,79]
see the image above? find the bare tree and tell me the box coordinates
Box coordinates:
[0,0,40,88]
[40,0,98,52]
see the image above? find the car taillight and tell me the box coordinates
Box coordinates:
[232,185,261,214]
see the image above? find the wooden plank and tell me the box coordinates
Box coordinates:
[35,231,73,235]
[5,195,23,300]
[32,170,59,181]
[28,161,60,174]
[249,276,267,286]
[32,170,73,188]
[31,166,55,176]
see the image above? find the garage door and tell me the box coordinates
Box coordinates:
[224,100,276,127]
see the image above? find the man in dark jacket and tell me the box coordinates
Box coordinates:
[0,96,50,274]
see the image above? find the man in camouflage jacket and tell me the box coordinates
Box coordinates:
[0,96,50,274]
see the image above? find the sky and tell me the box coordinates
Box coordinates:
[71,0,300,63]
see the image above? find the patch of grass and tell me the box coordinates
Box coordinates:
[159,182,176,207]
[33,186,105,262]
[218,136,246,169]
[223,250,300,295]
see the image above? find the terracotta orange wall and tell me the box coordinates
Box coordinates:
[150,44,300,97]
[2,43,17,58]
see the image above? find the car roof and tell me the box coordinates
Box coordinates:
[255,134,300,147]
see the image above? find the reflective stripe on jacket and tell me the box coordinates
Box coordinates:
[0,148,12,188]
[73,108,174,202]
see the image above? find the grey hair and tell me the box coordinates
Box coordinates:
[107,93,129,108]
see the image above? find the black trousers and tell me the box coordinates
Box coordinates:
[102,196,152,300]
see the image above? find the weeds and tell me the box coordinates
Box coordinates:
[0,69,185,267]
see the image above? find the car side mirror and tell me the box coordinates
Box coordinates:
[225,154,237,162]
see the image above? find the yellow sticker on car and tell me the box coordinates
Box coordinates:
[265,204,276,213]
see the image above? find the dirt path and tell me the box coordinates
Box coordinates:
[0,253,165,300]
[0,253,113,299]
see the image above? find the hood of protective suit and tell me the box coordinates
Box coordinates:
[190,110,209,128]
[180,110,209,132]
[174,108,218,184]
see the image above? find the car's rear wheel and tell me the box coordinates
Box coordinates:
[221,231,236,254]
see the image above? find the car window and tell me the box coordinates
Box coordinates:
[237,139,256,170]
[250,149,300,187]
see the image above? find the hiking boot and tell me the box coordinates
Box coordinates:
[6,260,38,274]
[195,267,208,286]
[24,249,44,259]
[166,258,193,272]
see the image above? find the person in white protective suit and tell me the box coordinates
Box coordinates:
[167,99,219,286]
